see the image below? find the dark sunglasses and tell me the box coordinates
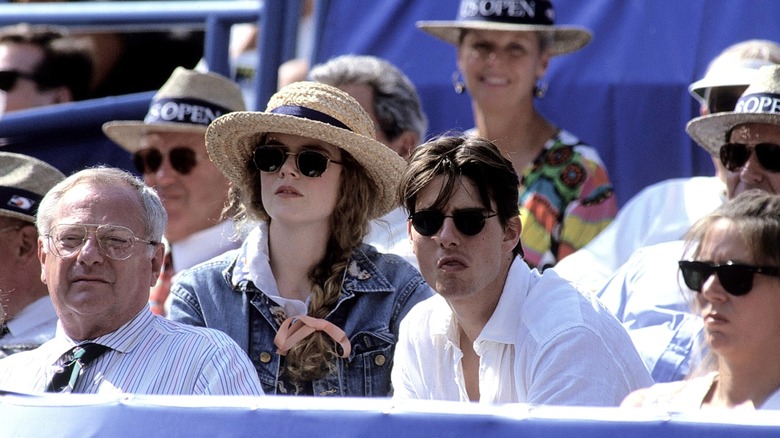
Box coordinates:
[253,146,342,178]
[0,70,40,92]
[678,260,780,296]
[132,147,198,175]
[410,208,497,237]
[719,142,780,173]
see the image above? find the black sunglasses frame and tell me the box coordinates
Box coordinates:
[719,142,780,173]
[132,147,198,175]
[409,208,497,237]
[252,146,342,178]
[678,260,780,296]
[0,70,41,92]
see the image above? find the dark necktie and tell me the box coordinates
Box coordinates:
[45,343,110,393]
[0,324,9,339]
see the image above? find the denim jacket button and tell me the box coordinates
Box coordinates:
[259,352,273,363]
[374,354,386,366]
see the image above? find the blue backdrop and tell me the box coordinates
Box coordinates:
[313,0,780,206]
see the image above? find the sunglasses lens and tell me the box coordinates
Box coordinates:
[720,143,750,172]
[716,265,753,296]
[679,261,708,292]
[253,147,286,173]
[133,149,162,174]
[0,71,16,92]
[755,143,780,172]
[411,211,445,236]
[453,210,488,236]
[297,150,329,177]
[169,147,197,175]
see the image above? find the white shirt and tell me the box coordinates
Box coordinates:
[365,207,418,268]
[554,176,726,293]
[0,306,263,395]
[1,296,57,350]
[170,220,242,274]
[597,241,705,383]
[392,257,653,406]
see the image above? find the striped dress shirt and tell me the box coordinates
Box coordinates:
[0,306,263,395]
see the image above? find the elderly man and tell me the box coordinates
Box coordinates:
[102,67,245,316]
[0,153,65,357]
[392,135,651,406]
[0,167,262,395]
[310,54,428,265]
[597,63,780,384]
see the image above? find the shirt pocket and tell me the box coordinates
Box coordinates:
[343,330,395,397]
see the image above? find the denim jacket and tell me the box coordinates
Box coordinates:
[169,243,432,397]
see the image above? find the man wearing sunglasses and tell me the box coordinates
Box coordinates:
[596,57,780,385]
[102,67,246,316]
[391,135,652,406]
[0,24,93,115]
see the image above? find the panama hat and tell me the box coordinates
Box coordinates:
[102,67,245,153]
[688,58,776,106]
[416,0,591,56]
[205,81,406,220]
[0,152,65,223]
[687,64,780,156]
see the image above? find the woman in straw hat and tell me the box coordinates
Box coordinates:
[622,190,780,410]
[168,81,433,396]
[417,0,617,269]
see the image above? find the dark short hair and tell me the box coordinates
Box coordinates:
[399,134,523,256]
[0,23,94,100]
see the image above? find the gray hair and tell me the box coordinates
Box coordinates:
[36,167,167,243]
[309,54,428,142]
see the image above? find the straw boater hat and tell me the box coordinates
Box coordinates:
[416,0,592,56]
[0,152,65,223]
[102,67,246,152]
[205,81,406,220]
[688,58,775,106]
[687,64,780,156]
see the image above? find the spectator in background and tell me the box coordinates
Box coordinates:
[0,23,93,114]
[0,152,64,357]
[623,191,780,410]
[392,135,651,406]
[555,40,780,294]
[169,81,432,396]
[102,67,246,317]
[0,167,263,395]
[310,54,428,265]
[417,0,617,270]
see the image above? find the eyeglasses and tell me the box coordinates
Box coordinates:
[409,208,497,237]
[678,260,780,296]
[45,224,156,261]
[0,70,39,92]
[719,143,780,173]
[253,146,342,178]
[132,147,198,175]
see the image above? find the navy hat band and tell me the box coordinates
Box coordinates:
[735,92,780,114]
[270,105,352,131]
[144,97,231,127]
[458,0,555,26]
[0,186,41,218]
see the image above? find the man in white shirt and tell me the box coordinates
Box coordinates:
[310,54,429,267]
[0,152,64,356]
[392,135,652,406]
[102,67,246,316]
[0,167,262,395]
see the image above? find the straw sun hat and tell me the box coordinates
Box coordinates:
[0,152,65,223]
[205,81,406,220]
[103,67,246,153]
[687,64,780,156]
[416,0,592,56]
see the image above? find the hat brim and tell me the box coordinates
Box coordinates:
[416,20,592,56]
[686,112,780,155]
[102,121,208,153]
[206,111,406,220]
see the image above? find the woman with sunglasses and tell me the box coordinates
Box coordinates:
[622,190,780,409]
[416,0,617,270]
[168,81,433,396]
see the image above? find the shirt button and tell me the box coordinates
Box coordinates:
[374,354,386,367]
[259,352,272,363]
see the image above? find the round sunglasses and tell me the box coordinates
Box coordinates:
[719,142,780,173]
[253,146,342,178]
[409,208,497,237]
[678,260,780,296]
[132,147,198,175]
